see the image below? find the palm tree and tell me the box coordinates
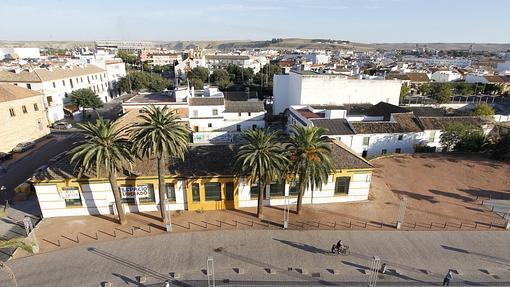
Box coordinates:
[235,129,289,219]
[130,105,189,225]
[70,119,133,225]
[288,125,334,214]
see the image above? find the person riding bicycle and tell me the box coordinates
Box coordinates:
[336,240,344,250]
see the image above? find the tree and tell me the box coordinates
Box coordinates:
[400,83,411,102]
[147,75,172,92]
[454,83,474,96]
[211,69,233,90]
[190,67,209,83]
[288,126,334,214]
[70,88,103,120]
[190,78,204,90]
[440,123,485,152]
[70,119,134,225]
[117,50,137,65]
[434,84,453,104]
[485,130,510,161]
[418,83,432,95]
[472,102,495,116]
[130,105,189,226]
[234,129,289,218]
[118,72,171,93]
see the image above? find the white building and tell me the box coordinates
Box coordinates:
[431,70,463,82]
[150,53,182,66]
[188,87,266,143]
[204,54,268,74]
[0,48,40,60]
[0,65,109,122]
[273,70,402,114]
[31,142,373,217]
[496,61,510,75]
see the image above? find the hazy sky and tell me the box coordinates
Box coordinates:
[1,0,508,43]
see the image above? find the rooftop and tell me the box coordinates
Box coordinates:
[32,142,371,181]
[188,96,224,106]
[311,118,355,135]
[125,92,181,104]
[0,64,106,83]
[417,116,488,130]
[365,102,411,121]
[0,83,42,103]
[224,100,265,113]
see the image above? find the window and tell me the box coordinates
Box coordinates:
[225,182,234,200]
[236,125,241,132]
[208,123,212,128]
[238,112,242,117]
[270,181,285,197]
[252,124,257,129]
[193,126,199,132]
[100,74,103,81]
[334,177,350,195]
[250,184,259,200]
[362,137,370,145]
[398,135,403,141]
[22,105,27,114]
[65,92,68,98]
[248,112,251,116]
[192,183,200,202]
[289,181,300,196]
[428,131,436,142]
[62,80,65,86]
[362,150,368,158]
[212,109,218,116]
[395,148,402,154]
[70,79,74,89]
[9,108,15,117]
[165,183,176,202]
[61,187,82,206]
[192,110,198,117]
[52,82,56,88]
[120,184,155,204]
[47,96,53,105]
[381,149,387,155]
[80,77,83,83]
[87,76,90,83]
[205,182,221,201]
[26,83,31,89]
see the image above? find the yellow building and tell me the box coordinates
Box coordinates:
[31,141,373,218]
[0,84,50,152]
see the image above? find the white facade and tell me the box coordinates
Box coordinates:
[431,70,462,82]
[34,180,187,218]
[273,71,402,114]
[496,61,510,75]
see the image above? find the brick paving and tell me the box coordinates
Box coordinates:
[11,153,509,257]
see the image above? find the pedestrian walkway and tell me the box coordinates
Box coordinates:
[5,230,510,286]
[16,197,507,257]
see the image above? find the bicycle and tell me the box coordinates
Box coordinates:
[331,244,350,255]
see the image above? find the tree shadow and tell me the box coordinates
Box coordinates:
[392,189,439,203]
[111,273,145,286]
[429,189,475,202]
[441,245,510,267]
[458,188,510,200]
[272,238,329,255]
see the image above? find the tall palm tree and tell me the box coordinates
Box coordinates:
[235,129,289,219]
[288,125,334,214]
[70,119,133,225]
[130,105,189,225]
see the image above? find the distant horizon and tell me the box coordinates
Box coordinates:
[1,38,510,45]
[1,0,509,43]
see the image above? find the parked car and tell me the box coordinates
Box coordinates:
[0,152,12,162]
[52,121,73,130]
[12,142,35,153]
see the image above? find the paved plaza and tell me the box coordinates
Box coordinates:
[3,230,510,286]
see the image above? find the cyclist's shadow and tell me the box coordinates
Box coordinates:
[273,238,330,255]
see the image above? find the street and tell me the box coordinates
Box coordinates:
[2,230,510,286]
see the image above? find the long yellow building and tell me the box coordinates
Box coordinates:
[31,141,373,218]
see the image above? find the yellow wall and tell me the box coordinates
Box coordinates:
[0,95,50,152]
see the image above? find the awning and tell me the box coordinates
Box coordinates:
[63,104,79,113]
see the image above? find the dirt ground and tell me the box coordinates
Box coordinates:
[17,153,510,257]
